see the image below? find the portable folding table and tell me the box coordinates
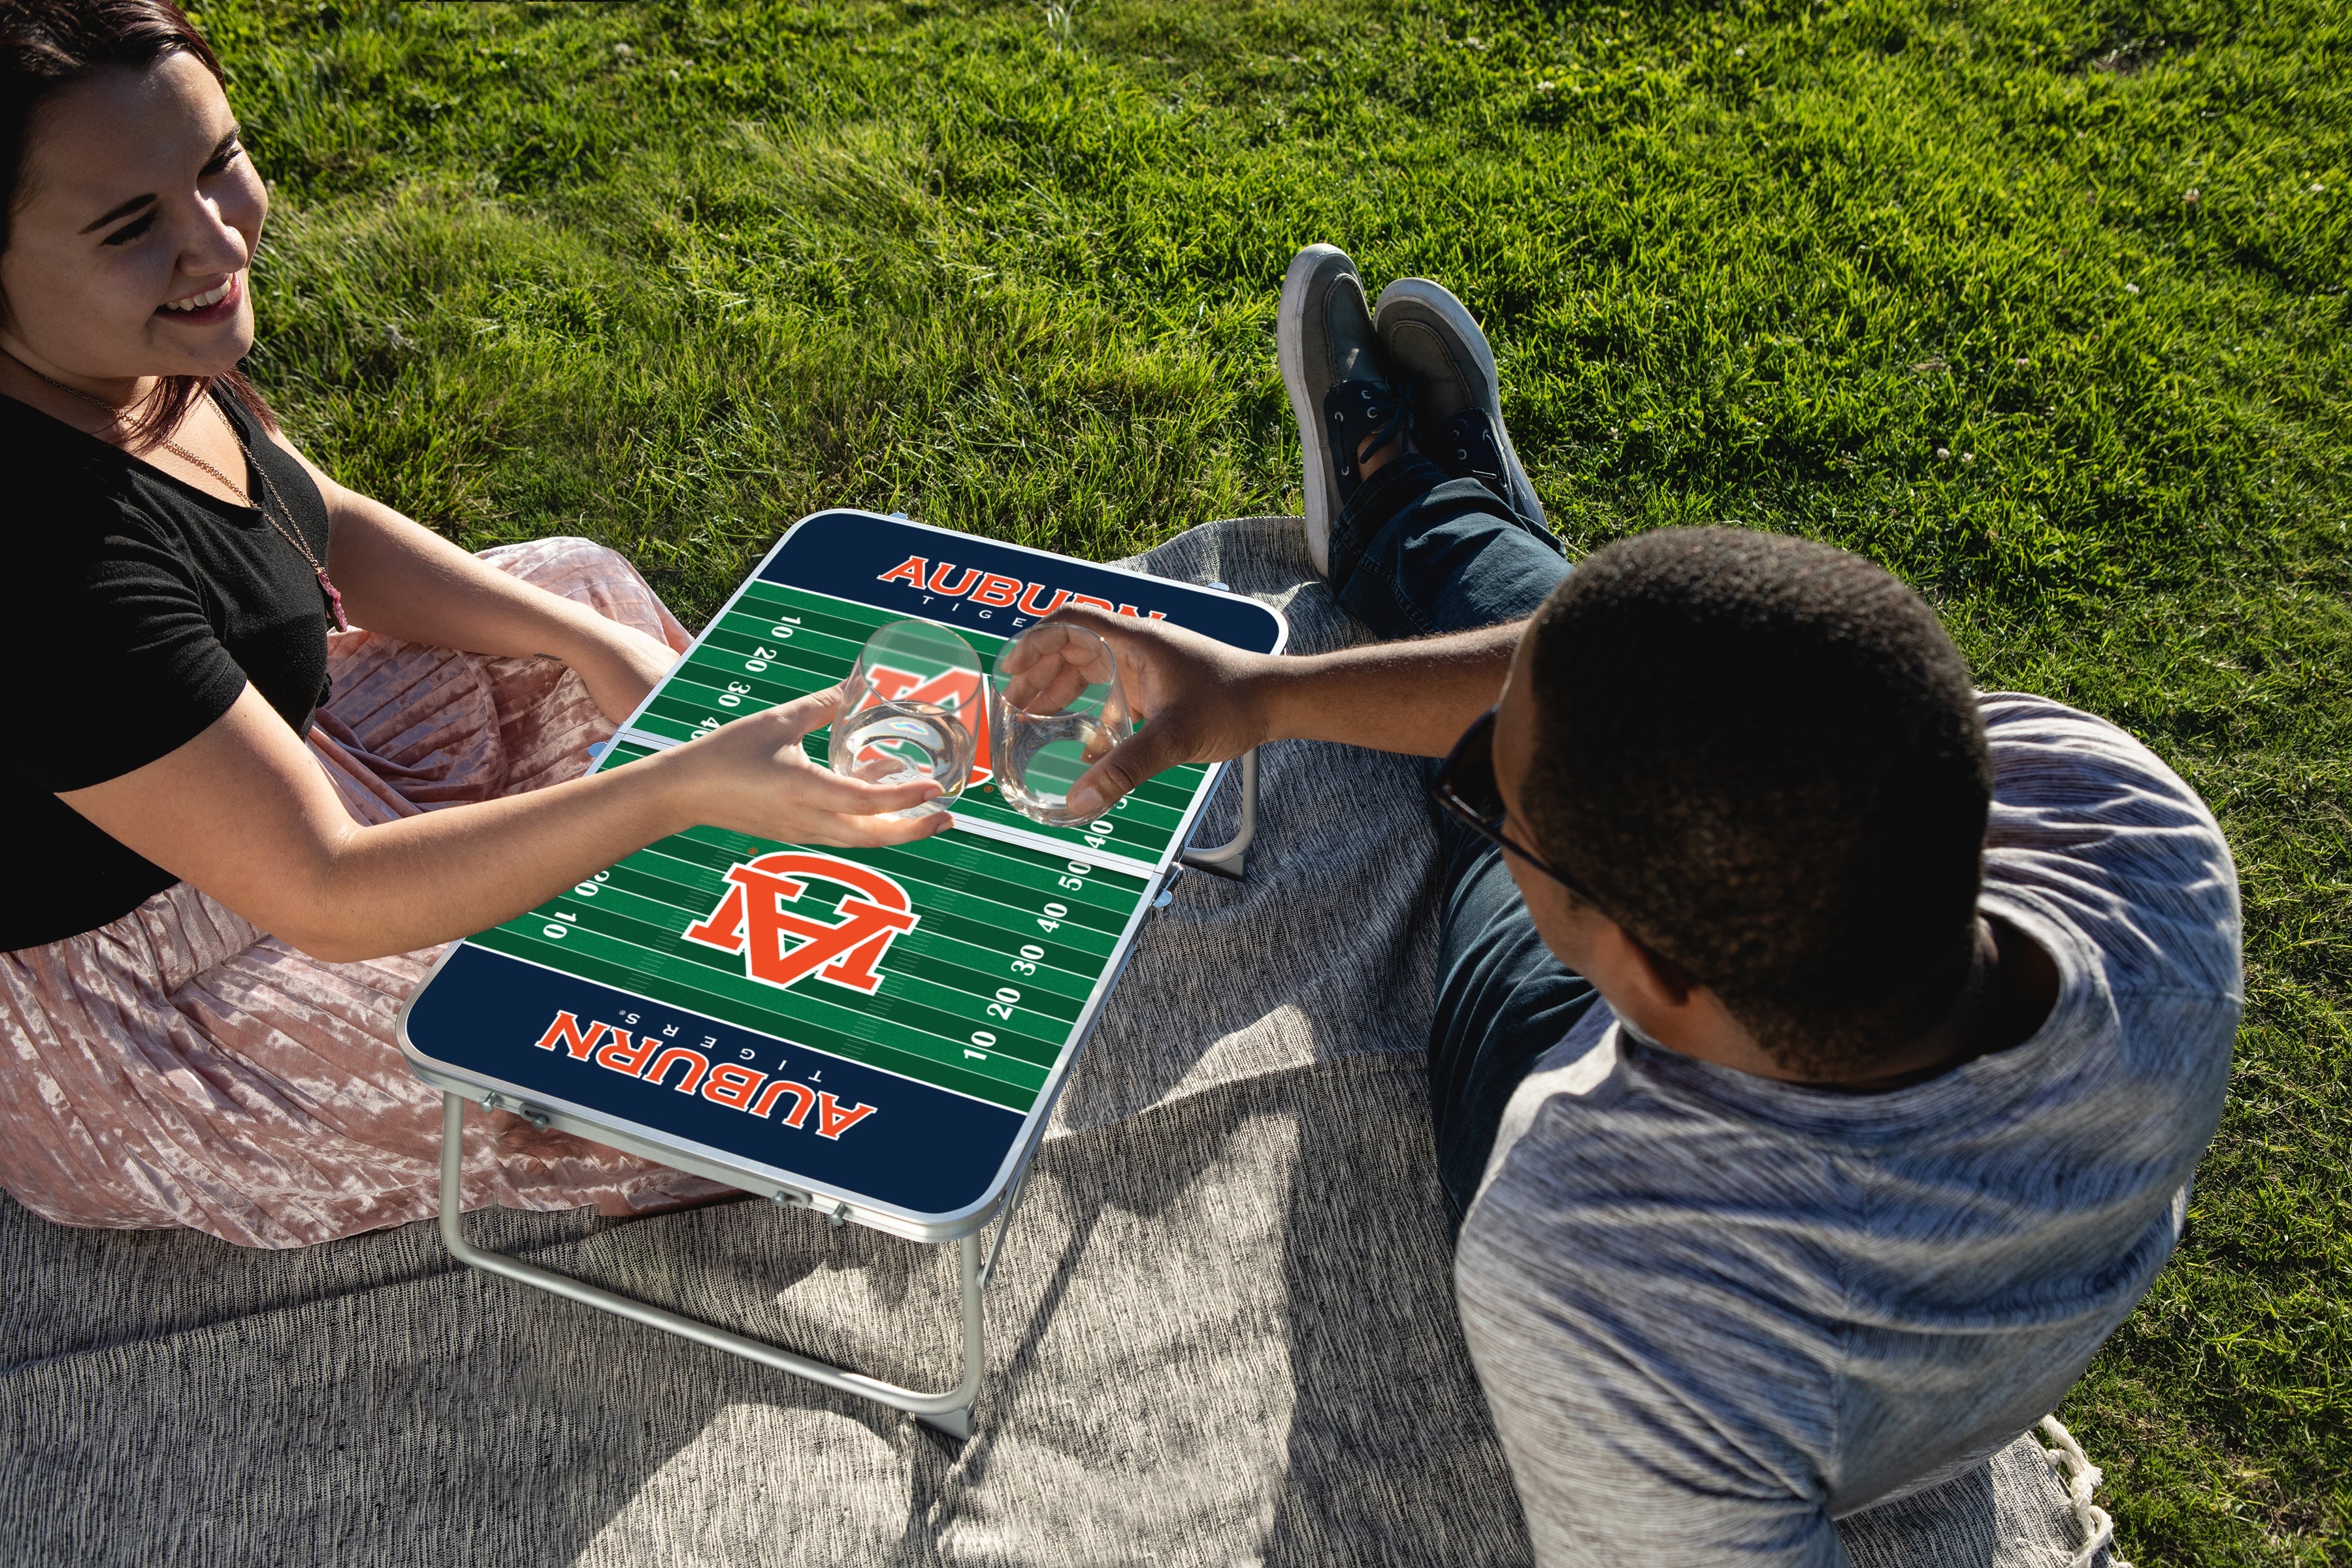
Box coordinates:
[399,510,1288,1437]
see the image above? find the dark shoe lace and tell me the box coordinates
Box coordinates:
[1429,410,1563,553]
[1433,410,1511,501]
[1323,375,1414,498]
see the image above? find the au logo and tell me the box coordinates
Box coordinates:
[683,851,919,994]
[860,661,992,787]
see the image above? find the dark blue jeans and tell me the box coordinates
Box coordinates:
[1329,456,1601,1235]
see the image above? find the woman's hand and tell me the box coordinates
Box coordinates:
[647,687,953,849]
[563,619,685,726]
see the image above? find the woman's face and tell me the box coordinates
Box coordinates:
[0,49,265,389]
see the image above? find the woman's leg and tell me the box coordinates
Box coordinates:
[0,867,723,1248]
[279,537,725,1228]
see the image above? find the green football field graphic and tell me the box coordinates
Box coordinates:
[623,581,1205,868]
[466,581,1219,1115]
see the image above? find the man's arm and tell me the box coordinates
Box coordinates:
[1048,602,1524,819]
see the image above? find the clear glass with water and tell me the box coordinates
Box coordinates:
[826,620,983,819]
[989,622,1132,826]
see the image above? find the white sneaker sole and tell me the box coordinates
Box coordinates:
[1278,244,1349,576]
[1373,277,1546,529]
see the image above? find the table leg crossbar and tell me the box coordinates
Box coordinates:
[436,1094,987,1439]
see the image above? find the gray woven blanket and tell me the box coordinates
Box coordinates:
[0,517,2106,1566]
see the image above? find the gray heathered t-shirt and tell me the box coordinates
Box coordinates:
[1454,693,2240,1567]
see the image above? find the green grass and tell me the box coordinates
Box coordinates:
[195,0,2347,1559]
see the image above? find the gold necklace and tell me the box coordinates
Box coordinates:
[14,361,348,631]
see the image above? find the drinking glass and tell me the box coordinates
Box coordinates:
[826,619,983,818]
[989,622,1132,826]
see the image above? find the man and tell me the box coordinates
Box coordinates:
[1049,244,2238,1564]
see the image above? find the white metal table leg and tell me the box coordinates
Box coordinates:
[436,1093,982,1438]
[1180,747,1258,879]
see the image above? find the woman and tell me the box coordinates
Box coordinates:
[0,1,943,1247]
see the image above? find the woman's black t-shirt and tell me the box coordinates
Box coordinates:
[0,387,336,949]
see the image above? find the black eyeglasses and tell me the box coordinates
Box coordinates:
[1426,706,1603,907]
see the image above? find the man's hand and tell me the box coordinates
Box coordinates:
[1041,604,1280,819]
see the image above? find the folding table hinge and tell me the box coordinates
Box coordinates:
[478,1090,551,1130]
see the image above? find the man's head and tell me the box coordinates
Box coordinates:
[1495,527,1991,1081]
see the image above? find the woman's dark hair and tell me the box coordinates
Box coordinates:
[0,0,272,446]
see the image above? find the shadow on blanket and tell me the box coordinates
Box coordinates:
[0,518,2106,1567]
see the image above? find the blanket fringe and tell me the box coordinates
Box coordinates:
[2038,1414,2131,1568]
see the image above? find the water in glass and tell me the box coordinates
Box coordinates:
[990,621,1132,826]
[826,620,983,818]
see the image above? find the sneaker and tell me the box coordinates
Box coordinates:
[1373,278,1554,543]
[1277,243,1410,575]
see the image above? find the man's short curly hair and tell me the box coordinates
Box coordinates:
[1519,527,1991,1079]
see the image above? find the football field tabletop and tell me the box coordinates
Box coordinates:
[400,512,1288,1241]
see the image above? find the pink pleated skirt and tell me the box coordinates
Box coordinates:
[0,537,729,1249]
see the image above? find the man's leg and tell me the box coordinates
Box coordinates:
[1328,453,1600,1233]
[1280,245,1601,1232]
[1423,812,1600,1232]
[1326,451,1563,642]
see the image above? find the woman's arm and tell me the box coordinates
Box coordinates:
[59,684,943,962]
[279,438,679,723]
